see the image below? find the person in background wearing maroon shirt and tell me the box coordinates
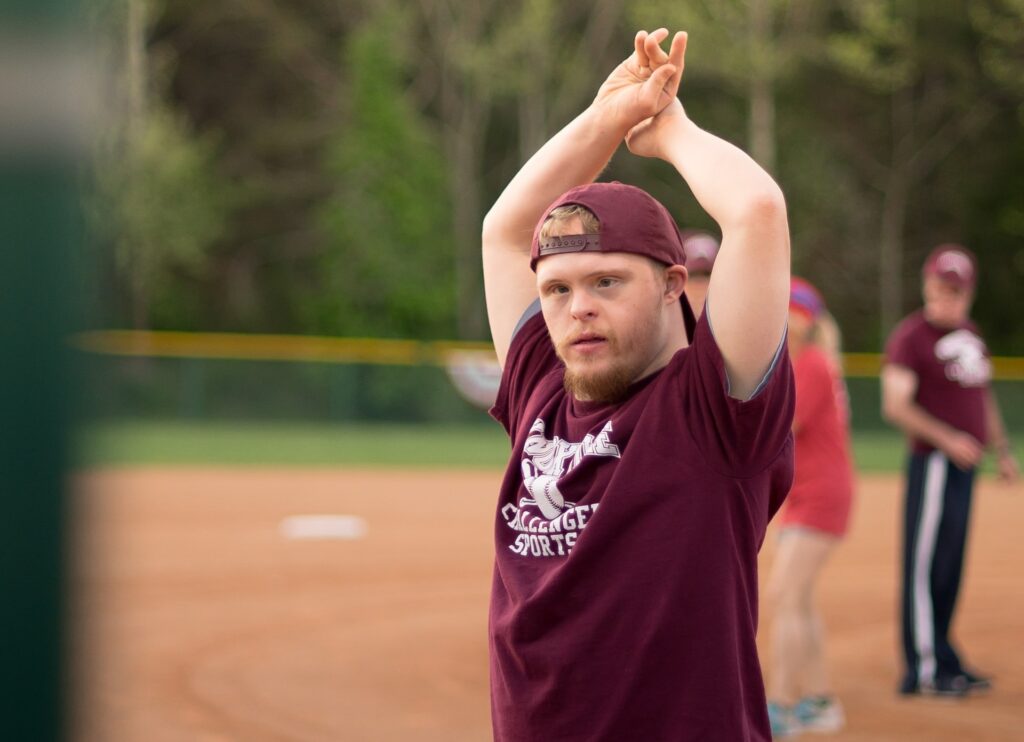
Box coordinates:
[482,28,793,741]
[765,278,854,737]
[882,244,1019,698]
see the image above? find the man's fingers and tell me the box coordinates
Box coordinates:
[634,30,650,69]
[645,28,670,66]
[648,27,670,45]
[650,62,676,87]
[669,31,687,68]
[642,63,677,109]
[955,443,983,469]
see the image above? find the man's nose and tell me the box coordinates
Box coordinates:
[570,289,598,320]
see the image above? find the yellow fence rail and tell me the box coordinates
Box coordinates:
[73,330,1024,380]
[73,330,496,366]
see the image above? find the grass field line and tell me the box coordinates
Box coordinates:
[76,420,1022,473]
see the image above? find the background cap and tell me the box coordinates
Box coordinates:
[790,276,825,319]
[923,243,977,289]
[680,231,719,275]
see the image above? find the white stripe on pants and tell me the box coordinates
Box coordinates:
[913,451,947,685]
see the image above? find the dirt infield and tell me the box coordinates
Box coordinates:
[70,469,1024,741]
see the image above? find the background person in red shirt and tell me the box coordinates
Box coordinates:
[766,277,854,736]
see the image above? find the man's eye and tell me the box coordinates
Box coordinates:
[548,285,569,295]
[597,277,616,288]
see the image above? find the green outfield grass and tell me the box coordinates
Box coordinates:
[77,420,513,469]
[76,420,1021,474]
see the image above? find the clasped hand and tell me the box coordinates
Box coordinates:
[593,28,688,157]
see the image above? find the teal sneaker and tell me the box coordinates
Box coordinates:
[768,701,801,738]
[793,695,845,733]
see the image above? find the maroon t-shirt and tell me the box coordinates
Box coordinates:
[884,310,991,455]
[488,306,795,742]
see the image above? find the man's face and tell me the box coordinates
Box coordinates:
[536,248,671,403]
[922,274,973,328]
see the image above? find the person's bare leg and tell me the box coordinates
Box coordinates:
[803,607,831,697]
[767,528,837,703]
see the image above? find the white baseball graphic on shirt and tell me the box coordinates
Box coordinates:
[502,418,621,558]
[520,418,620,518]
[520,463,567,520]
[934,329,991,387]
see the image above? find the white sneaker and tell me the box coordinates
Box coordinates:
[793,696,845,734]
[768,701,802,738]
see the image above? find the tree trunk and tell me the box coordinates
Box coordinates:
[748,74,775,174]
[448,102,489,340]
[518,93,547,164]
[420,0,493,340]
[127,0,148,329]
[878,169,910,341]
[747,0,775,173]
[518,25,548,162]
[126,0,146,138]
[877,84,917,342]
[131,260,148,330]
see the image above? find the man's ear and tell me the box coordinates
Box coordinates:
[664,265,688,303]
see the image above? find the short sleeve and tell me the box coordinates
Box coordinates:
[681,312,795,478]
[884,318,919,372]
[489,303,561,436]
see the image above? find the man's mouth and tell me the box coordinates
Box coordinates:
[570,333,607,350]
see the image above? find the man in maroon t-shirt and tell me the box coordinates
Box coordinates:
[482,29,794,741]
[882,244,1019,697]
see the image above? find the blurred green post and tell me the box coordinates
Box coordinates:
[0,0,83,738]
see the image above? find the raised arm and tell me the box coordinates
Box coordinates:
[624,34,789,400]
[482,29,685,367]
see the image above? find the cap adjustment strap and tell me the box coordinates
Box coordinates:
[537,233,602,257]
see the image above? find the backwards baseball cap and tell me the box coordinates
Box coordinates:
[530,181,696,341]
[681,231,720,275]
[790,276,825,320]
[923,243,977,289]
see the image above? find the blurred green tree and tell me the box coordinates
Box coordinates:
[152,0,347,330]
[629,0,822,173]
[824,0,999,340]
[87,0,230,330]
[965,0,1024,352]
[313,3,455,339]
[90,108,230,329]
[84,0,1024,354]
[390,0,629,339]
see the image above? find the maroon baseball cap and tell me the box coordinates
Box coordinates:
[530,181,696,341]
[923,243,977,289]
[681,231,719,275]
[531,182,687,270]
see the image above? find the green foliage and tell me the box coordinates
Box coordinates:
[970,0,1024,105]
[312,5,455,339]
[83,0,1024,354]
[631,0,767,84]
[828,0,915,90]
[87,105,231,327]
